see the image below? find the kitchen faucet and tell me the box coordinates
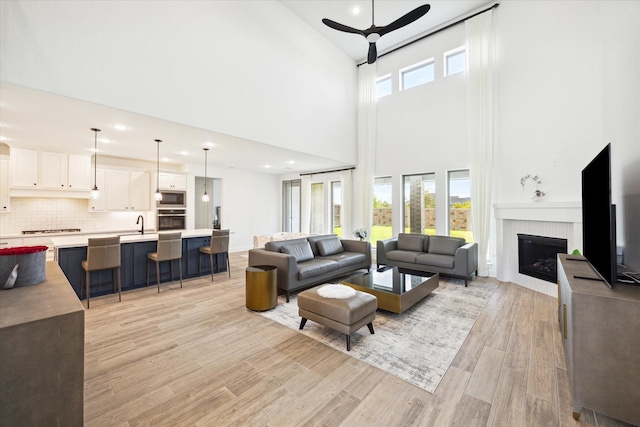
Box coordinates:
[136,215,144,235]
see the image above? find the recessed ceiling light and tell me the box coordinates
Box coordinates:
[351,5,361,15]
[0,136,8,142]
[99,138,111,143]
[161,157,170,162]
[287,160,295,165]
[176,151,189,156]
[113,124,128,131]
[204,142,215,148]
[264,165,272,169]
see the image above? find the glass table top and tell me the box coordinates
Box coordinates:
[342,266,436,296]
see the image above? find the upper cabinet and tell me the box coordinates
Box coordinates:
[106,170,150,211]
[159,172,187,190]
[10,148,39,188]
[0,156,10,212]
[10,148,91,192]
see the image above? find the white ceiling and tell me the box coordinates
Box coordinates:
[0,1,490,175]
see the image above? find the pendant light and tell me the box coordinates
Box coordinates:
[154,139,163,201]
[90,128,101,199]
[202,148,210,202]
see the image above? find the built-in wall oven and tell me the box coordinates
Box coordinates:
[157,191,186,208]
[157,209,186,230]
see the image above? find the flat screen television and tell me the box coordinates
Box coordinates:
[581,143,617,288]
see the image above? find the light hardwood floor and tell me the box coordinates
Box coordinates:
[84,252,635,426]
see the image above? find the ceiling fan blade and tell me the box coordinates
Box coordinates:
[367,42,377,64]
[379,4,430,36]
[322,18,364,36]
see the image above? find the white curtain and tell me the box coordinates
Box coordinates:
[355,63,377,240]
[300,174,311,234]
[340,169,353,238]
[466,10,495,277]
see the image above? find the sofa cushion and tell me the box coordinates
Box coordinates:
[281,241,314,262]
[416,253,455,269]
[397,234,424,252]
[265,237,308,253]
[386,250,420,263]
[428,236,463,256]
[307,234,340,256]
[321,252,366,269]
[317,237,345,256]
[298,259,338,280]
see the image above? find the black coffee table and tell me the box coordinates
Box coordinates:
[341,266,439,313]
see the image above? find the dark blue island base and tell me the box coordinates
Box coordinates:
[57,235,227,300]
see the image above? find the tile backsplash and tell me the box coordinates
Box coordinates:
[0,198,155,236]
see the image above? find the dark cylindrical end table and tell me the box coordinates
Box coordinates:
[245,265,277,311]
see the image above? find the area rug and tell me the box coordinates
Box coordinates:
[258,277,497,393]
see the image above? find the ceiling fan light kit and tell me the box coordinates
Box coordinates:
[323,0,431,64]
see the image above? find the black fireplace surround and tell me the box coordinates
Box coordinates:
[518,234,568,283]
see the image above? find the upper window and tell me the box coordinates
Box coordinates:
[444,47,466,76]
[400,59,434,91]
[376,75,392,98]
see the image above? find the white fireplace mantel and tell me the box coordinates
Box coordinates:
[494,201,583,297]
[494,202,582,223]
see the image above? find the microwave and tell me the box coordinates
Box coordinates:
[157,191,186,207]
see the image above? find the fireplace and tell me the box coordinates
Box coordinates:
[518,234,568,283]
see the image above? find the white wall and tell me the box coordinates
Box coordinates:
[0,0,358,165]
[372,1,640,271]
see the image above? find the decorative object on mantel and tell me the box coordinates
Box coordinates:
[520,174,545,202]
[1,246,48,289]
[353,228,368,241]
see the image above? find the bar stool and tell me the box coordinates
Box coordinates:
[81,236,121,309]
[147,232,183,293]
[199,229,230,281]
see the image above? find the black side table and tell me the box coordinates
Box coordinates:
[245,265,277,311]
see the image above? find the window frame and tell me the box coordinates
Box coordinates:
[399,58,435,91]
[376,74,392,99]
[444,46,466,77]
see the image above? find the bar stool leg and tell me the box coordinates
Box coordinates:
[209,253,214,281]
[117,267,122,302]
[156,260,160,293]
[178,259,183,288]
[86,270,91,309]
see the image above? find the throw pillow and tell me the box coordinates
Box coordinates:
[317,237,345,256]
[397,233,424,252]
[281,242,314,262]
[428,236,462,256]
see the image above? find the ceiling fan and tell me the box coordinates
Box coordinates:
[322,1,431,64]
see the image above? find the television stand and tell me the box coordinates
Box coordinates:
[558,254,640,425]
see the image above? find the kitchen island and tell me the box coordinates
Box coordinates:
[52,229,224,299]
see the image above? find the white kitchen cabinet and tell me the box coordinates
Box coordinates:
[10,149,91,192]
[106,170,150,211]
[10,148,39,188]
[0,157,10,212]
[67,155,91,189]
[159,172,187,190]
[87,168,106,212]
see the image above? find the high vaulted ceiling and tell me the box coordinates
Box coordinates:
[0,1,490,175]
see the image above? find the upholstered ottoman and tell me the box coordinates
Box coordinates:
[298,284,377,351]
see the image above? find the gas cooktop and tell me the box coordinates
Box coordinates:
[22,228,81,235]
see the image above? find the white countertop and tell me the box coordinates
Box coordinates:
[51,229,214,249]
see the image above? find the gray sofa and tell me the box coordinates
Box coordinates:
[248,234,371,302]
[376,233,478,286]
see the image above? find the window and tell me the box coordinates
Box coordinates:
[403,173,436,234]
[400,59,434,91]
[282,179,301,232]
[331,181,342,237]
[448,169,473,242]
[376,75,392,98]
[310,182,324,234]
[444,47,466,76]
[373,177,393,245]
